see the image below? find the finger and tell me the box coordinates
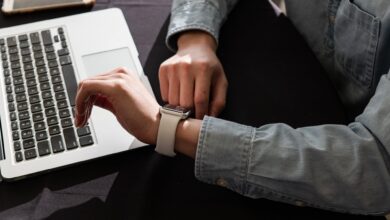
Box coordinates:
[168,71,180,105]
[209,74,228,117]
[159,64,169,102]
[179,66,194,108]
[94,94,115,113]
[194,73,211,119]
[75,79,114,127]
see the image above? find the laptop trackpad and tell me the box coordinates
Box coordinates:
[82,48,138,77]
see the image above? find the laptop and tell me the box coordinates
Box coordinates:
[0,8,153,181]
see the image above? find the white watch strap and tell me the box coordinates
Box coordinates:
[155,112,181,157]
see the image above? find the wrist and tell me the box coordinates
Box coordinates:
[177,30,217,52]
[174,119,202,159]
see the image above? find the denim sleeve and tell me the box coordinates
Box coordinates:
[195,74,390,215]
[166,0,239,51]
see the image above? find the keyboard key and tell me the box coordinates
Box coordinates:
[1,53,7,60]
[59,109,70,118]
[57,100,68,109]
[32,44,42,51]
[36,130,48,141]
[10,112,17,121]
[54,35,59,43]
[20,120,31,129]
[10,53,19,62]
[24,148,37,160]
[24,62,33,71]
[21,129,33,139]
[38,74,49,82]
[11,62,21,69]
[0,38,4,45]
[0,45,6,53]
[12,69,22,78]
[2,61,9,68]
[37,66,46,74]
[5,76,11,85]
[12,131,19,140]
[49,125,60,135]
[15,85,25,94]
[35,58,45,66]
[62,64,77,106]
[58,27,64,34]
[19,111,29,120]
[3,68,10,76]
[8,103,15,111]
[42,91,52,99]
[33,112,44,122]
[23,139,35,149]
[30,32,40,44]
[13,76,24,85]
[47,52,56,60]
[25,70,35,79]
[52,75,62,84]
[40,82,50,91]
[38,141,51,156]
[45,108,56,117]
[41,30,53,46]
[31,103,42,113]
[27,78,37,87]
[6,85,13,94]
[34,122,46,131]
[55,92,66,100]
[58,48,69,56]
[43,99,54,108]
[50,67,60,76]
[61,41,67,48]
[11,121,18,130]
[77,126,91,137]
[22,55,32,63]
[34,51,43,59]
[7,94,14,102]
[79,136,94,147]
[15,152,23,162]
[51,135,65,153]
[6,37,17,47]
[59,56,72,65]
[8,46,18,54]
[48,60,58,68]
[47,116,58,126]
[53,83,64,92]
[18,34,28,42]
[19,41,29,48]
[45,45,55,53]
[21,48,30,56]
[59,34,66,41]
[28,86,39,95]
[16,93,27,102]
[61,118,73,128]
[63,127,78,150]
[14,141,21,151]
[17,102,28,111]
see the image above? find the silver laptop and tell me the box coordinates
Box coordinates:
[0,8,153,180]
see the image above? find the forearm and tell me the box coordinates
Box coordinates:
[167,0,239,51]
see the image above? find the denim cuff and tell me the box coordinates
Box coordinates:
[195,116,254,195]
[166,1,222,51]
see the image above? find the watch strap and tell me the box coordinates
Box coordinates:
[155,112,181,157]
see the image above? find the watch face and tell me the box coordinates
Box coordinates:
[163,104,190,113]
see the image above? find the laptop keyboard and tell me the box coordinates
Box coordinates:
[0,27,94,163]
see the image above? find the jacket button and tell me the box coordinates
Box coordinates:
[216,178,228,187]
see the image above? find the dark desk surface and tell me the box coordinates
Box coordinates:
[0,0,385,219]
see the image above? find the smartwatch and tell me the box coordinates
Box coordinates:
[155,104,191,157]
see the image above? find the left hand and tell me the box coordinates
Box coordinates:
[75,67,161,144]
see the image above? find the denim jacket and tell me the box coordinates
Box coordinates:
[167,0,390,215]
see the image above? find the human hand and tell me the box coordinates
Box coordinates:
[159,31,228,119]
[75,67,161,145]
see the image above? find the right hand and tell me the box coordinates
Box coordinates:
[159,31,228,119]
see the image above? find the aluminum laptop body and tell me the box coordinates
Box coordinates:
[0,8,151,180]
